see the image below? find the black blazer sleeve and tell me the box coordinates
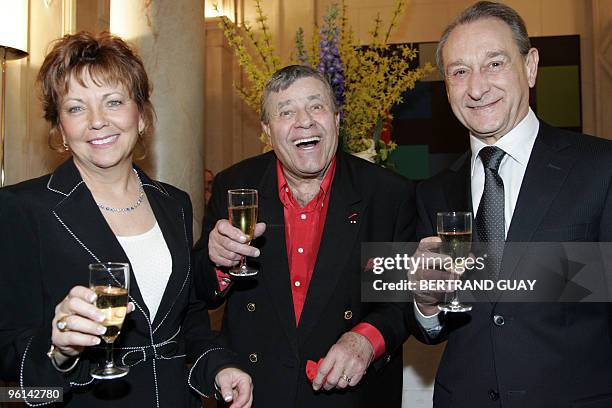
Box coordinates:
[171,190,239,397]
[405,181,453,345]
[193,174,230,306]
[0,190,93,389]
[360,182,417,358]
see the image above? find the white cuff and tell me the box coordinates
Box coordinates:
[413,301,443,334]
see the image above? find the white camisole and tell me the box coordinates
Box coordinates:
[116,222,172,321]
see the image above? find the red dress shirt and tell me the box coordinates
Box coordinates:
[216,158,385,359]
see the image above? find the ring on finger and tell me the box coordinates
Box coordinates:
[340,373,351,384]
[56,316,69,332]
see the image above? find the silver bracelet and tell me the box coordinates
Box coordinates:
[47,344,80,373]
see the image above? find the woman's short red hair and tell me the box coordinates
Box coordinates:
[37,31,155,154]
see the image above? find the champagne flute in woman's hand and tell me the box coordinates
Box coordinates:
[228,189,259,277]
[89,262,130,379]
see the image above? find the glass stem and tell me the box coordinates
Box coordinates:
[238,255,246,270]
[105,341,114,368]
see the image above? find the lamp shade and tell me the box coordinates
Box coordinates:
[0,0,29,59]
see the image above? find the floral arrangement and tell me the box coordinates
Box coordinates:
[216,0,433,164]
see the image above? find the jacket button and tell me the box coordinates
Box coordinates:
[344,310,353,320]
[488,389,500,401]
[249,353,258,363]
[493,315,505,326]
[247,303,256,312]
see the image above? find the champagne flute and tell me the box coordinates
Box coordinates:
[437,212,473,313]
[89,262,130,379]
[228,189,259,277]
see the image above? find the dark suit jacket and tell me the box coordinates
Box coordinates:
[194,150,416,407]
[0,160,238,407]
[410,122,612,408]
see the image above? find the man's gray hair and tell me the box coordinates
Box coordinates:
[260,64,338,124]
[435,1,531,74]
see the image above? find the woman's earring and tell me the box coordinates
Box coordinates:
[62,141,69,151]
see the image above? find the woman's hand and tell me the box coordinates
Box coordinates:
[51,286,133,365]
[215,367,253,408]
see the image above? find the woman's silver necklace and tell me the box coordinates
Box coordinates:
[96,169,145,213]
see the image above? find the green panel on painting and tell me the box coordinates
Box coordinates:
[536,65,581,128]
[390,145,429,180]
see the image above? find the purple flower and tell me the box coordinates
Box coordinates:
[317,5,345,111]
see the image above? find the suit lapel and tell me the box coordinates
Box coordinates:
[140,176,191,331]
[501,123,575,280]
[444,152,473,218]
[257,158,299,356]
[297,153,364,342]
[49,160,148,312]
[48,161,193,328]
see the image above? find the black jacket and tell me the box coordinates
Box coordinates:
[409,122,612,408]
[194,150,416,407]
[0,159,238,407]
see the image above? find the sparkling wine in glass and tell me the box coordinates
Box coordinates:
[89,262,130,380]
[228,189,259,277]
[437,212,473,313]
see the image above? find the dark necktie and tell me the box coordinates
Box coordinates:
[475,146,506,278]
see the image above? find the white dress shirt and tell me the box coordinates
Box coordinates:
[416,108,539,328]
[470,108,539,237]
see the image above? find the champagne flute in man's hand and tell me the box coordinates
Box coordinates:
[228,189,259,277]
[437,212,473,313]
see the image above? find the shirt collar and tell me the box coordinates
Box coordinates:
[470,108,539,176]
[276,157,337,209]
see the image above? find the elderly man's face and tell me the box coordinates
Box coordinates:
[262,77,339,181]
[442,18,538,143]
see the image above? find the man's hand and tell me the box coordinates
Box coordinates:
[312,332,374,391]
[215,367,253,408]
[409,237,458,316]
[209,219,266,267]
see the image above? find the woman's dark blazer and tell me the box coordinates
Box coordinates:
[0,159,237,407]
